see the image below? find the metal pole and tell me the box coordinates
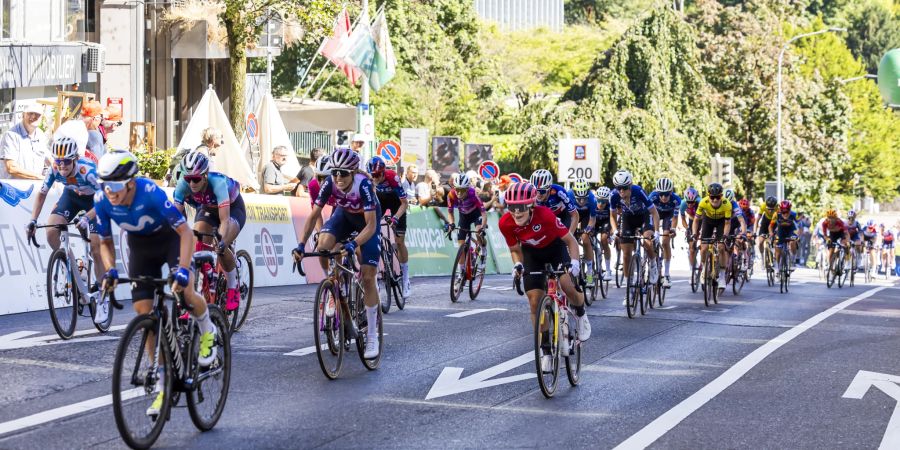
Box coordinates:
[360,0,370,106]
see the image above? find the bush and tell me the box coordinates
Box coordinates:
[136,148,176,181]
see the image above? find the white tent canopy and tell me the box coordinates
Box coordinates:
[242,93,302,186]
[176,87,260,191]
[275,99,356,132]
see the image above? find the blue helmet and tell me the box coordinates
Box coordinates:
[366,156,386,175]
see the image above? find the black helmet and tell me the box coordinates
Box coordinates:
[97,150,139,182]
[765,196,777,208]
[707,183,724,197]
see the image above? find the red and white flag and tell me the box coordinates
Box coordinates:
[319,8,360,86]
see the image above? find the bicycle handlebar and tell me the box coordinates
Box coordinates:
[292,240,358,277]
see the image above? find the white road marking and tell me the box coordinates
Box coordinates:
[483,286,513,291]
[0,325,126,351]
[656,306,677,310]
[283,334,389,357]
[614,286,887,450]
[700,308,730,313]
[445,308,508,318]
[378,396,611,418]
[843,370,900,449]
[426,352,534,400]
[0,357,109,375]
[0,388,144,436]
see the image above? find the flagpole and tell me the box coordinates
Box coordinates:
[314,66,340,100]
[289,37,327,103]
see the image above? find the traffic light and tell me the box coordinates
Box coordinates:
[721,157,734,188]
[709,156,720,185]
[336,130,351,146]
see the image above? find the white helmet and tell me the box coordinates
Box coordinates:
[97,150,139,182]
[453,172,471,188]
[529,169,553,189]
[51,136,80,160]
[656,177,674,193]
[315,154,331,176]
[596,186,611,200]
[329,147,360,170]
[612,170,633,187]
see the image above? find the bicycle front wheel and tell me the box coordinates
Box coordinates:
[91,289,116,333]
[313,279,344,380]
[112,313,171,450]
[469,246,485,300]
[564,313,581,387]
[449,244,467,303]
[187,306,231,431]
[233,250,254,331]
[625,257,639,319]
[535,295,559,398]
[47,249,78,339]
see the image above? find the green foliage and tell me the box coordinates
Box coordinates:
[137,148,176,180]
[564,0,656,24]
[845,1,900,74]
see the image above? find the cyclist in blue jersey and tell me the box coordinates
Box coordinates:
[595,186,614,281]
[680,187,701,274]
[26,137,104,285]
[94,150,218,417]
[845,210,863,269]
[292,148,382,360]
[648,178,682,287]
[529,169,578,235]
[567,178,597,283]
[723,189,748,273]
[609,170,661,300]
[173,150,246,311]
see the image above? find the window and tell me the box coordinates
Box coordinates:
[1,0,10,40]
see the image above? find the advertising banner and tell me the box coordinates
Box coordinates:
[431,136,461,176]
[400,128,428,173]
[464,144,493,171]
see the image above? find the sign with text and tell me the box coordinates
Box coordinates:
[400,128,428,173]
[557,139,600,183]
[0,44,84,89]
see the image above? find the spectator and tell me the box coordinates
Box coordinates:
[350,134,366,154]
[417,169,449,223]
[262,145,299,195]
[82,101,106,162]
[201,127,224,157]
[796,212,812,265]
[99,104,123,145]
[402,165,419,205]
[478,181,496,211]
[0,104,49,180]
[297,147,323,191]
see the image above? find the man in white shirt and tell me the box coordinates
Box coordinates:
[0,104,49,179]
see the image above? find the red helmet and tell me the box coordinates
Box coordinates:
[738,198,749,209]
[504,182,537,205]
[779,200,792,212]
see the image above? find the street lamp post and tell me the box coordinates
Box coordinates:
[838,74,878,85]
[776,27,846,200]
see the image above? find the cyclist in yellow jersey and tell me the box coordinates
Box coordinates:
[691,183,732,294]
[755,196,778,264]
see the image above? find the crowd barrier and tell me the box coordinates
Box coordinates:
[0,180,513,315]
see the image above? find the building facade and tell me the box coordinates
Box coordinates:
[473,0,564,31]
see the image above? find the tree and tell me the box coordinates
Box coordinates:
[845,1,900,74]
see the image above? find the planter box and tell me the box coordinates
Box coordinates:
[171,21,282,60]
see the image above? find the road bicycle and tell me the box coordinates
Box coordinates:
[653,231,672,307]
[595,231,609,300]
[699,235,721,307]
[111,276,231,450]
[296,243,383,379]
[863,241,875,283]
[825,242,849,289]
[575,229,599,306]
[687,233,701,293]
[726,235,747,296]
[776,237,798,294]
[446,225,487,303]
[621,234,653,318]
[760,234,776,287]
[815,239,827,280]
[848,242,861,287]
[192,231,254,333]
[514,263,582,399]
[614,237,624,288]
[377,217,404,314]
[745,234,756,280]
[31,218,120,339]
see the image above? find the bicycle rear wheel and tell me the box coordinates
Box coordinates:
[233,250,254,331]
[47,249,78,340]
[564,312,581,387]
[450,244,467,303]
[91,289,116,333]
[378,243,393,314]
[187,306,231,431]
[625,257,639,319]
[690,264,699,293]
[637,253,647,316]
[732,257,745,295]
[702,251,714,307]
[313,280,344,380]
[534,295,559,398]
[356,282,383,370]
[469,246,485,300]
[112,313,171,450]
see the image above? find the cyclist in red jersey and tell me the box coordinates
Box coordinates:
[499,183,591,365]
[821,209,849,267]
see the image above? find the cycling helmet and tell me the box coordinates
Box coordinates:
[780,200,792,212]
[51,136,79,160]
[825,208,837,218]
[315,155,331,176]
[847,210,856,220]
[612,170,633,187]
[684,187,699,202]
[724,188,735,202]
[738,198,750,209]
[366,156,386,176]
[181,150,210,177]
[655,177,674,193]
[97,150,138,182]
[330,147,360,170]
[453,172,471,188]
[573,178,590,197]
[529,169,553,189]
[764,196,777,208]
[596,186,611,200]
[707,183,724,197]
[505,182,538,205]
[866,219,875,227]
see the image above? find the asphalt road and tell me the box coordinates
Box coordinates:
[0,267,898,449]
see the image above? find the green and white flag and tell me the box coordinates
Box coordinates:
[339,16,376,77]
[369,10,397,92]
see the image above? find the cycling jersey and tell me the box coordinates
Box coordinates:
[315,173,378,214]
[846,220,861,239]
[758,202,777,221]
[648,191,682,218]
[884,230,895,243]
[821,218,847,234]
[595,200,611,223]
[173,172,241,210]
[567,190,598,217]
[679,199,698,218]
[499,205,568,249]
[696,197,732,220]
[741,208,756,229]
[94,177,186,238]
[770,211,797,234]
[610,185,654,216]
[373,169,407,200]
[448,187,485,215]
[536,184,576,217]
[40,159,101,196]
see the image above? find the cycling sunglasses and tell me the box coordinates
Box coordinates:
[659,191,672,196]
[616,186,629,191]
[709,195,722,200]
[102,180,128,193]
[55,158,75,167]
[507,204,532,213]
[331,169,353,178]
[536,188,550,195]
[184,175,204,184]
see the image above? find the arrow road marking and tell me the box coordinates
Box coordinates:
[843,370,900,449]
[0,388,144,436]
[483,286,513,291]
[0,325,126,351]
[615,285,887,450]
[445,308,507,318]
[426,352,535,400]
